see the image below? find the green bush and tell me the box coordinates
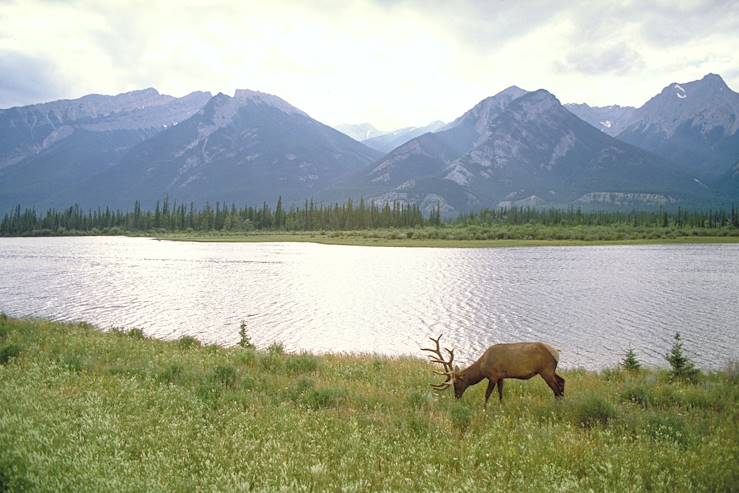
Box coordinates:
[645,414,688,446]
[267,342,285,354]
[157,364,184,385]
[177,335,201,349]
[127,328,146,339]
[573,395,618,428]
[303,388,346,410]
[286,353,320,374]
[621,385,653,408]
[0,343,21,365]
[449,402,473,432]
[288,377,315,401]
[212,366,237,388]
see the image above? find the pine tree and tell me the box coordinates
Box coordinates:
[621,347,641,371]
[665,332,700,382]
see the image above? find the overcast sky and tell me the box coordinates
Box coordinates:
[1,0,738,129]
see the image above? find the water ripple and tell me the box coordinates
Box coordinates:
[0,237,737,369]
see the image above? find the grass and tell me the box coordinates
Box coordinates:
[153,225,739,248]
[0,317,737,492]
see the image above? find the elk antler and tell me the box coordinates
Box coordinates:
[421,334,456,391]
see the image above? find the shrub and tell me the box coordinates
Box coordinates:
[157,364,184,385]
[645,414,688,446]
[621,347,641,371]
[238,320,255,349]
[304,388,345,410]
[449,402,473,432]
[212,366,238,388]
[288,377,315,401]
[666,333,700,383]
[406,390,433,410]
[286,353,320,374]
[0,343,21,365]
[177,335,201,349]
[268,342,285,354]
[127,328,146,339]
[621,384,652,408]
[0,312,8,321]
[573,395,618,428]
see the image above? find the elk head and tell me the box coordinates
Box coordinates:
[421,334,463,398]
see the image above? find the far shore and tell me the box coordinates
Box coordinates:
[152,232,739,248]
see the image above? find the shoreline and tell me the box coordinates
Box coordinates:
[152,233,739,248]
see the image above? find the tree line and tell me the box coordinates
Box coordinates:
[455,205,739,229]
[1,197,737,236]
[0,197,431,235]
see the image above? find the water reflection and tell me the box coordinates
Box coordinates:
[0,236,737,369]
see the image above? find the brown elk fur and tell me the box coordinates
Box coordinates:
[452,342,565,406]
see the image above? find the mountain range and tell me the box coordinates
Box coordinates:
[1,74,737,213]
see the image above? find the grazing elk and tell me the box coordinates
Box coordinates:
[421,334,565,407]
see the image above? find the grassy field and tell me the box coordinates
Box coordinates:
[1,317,737,492]
[154,226,739,248]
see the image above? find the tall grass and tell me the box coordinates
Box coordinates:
[0,317,737,492]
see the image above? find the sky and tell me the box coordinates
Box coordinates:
[1,0,738,130]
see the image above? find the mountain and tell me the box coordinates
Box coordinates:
[344,86,528,198]
[616,73,739,182]
[564,103,635,136]
[335,122,385,141]
[351,89,707,213]
[0,89,211,210]
[53,90,381,209]
[362,120,445,153]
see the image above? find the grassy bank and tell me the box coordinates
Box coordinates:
[154,225,739,248]
[1,317,737,492]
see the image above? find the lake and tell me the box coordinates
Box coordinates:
[0,236,737,369]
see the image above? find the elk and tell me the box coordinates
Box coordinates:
[421,334,565,407]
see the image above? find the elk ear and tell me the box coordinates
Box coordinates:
[454,364,460,372]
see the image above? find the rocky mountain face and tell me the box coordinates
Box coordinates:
[53,90,381,209]
[345,86,528,197]
[616,74,739,182]
[0,89,212,211]
[335,122,384,141]
[564,103,635,136]
[350,89,707,214]
[362,120,446,153]
[0,76,736,214]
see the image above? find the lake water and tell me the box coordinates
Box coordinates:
[0,236,737,369]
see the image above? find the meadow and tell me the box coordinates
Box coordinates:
[0,316,737,492]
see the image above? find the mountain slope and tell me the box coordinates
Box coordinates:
[616,73,739,182]
[565,103,635,136]
[0,89,211,210]
[346,86,528,196]
[362,121,445,153]
[55,90,382,209]
[367,90,707,212]
[335,122,384,141]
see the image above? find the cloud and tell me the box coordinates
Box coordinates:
[555,44,645,76]
[0,0,737,126]
[0,51,69,107]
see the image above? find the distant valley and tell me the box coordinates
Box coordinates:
[1,74,737,213]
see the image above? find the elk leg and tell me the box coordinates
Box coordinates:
[484,379,497,407]
[497,379,505,401]
[540,371,562,399]
[555,374,566,397]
